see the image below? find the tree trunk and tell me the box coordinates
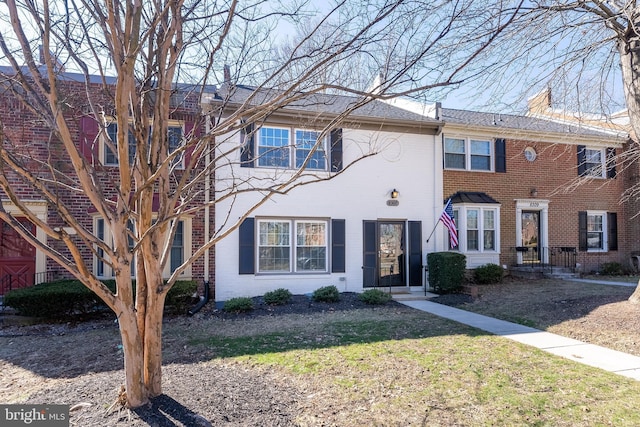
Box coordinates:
[617,35,640,304]
[117,308,148,407]
[143,290,166,397]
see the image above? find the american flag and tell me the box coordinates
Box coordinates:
[440,198,458,248]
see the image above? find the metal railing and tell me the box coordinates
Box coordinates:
[510,246,577,273]
[0,271,58,297]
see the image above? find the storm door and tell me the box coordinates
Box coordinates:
[378,222,405,287]
[521,210,540,263]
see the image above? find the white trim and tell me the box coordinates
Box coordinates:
[92,216,192,279]
[515,199,549,264]
[586,210,608,252]
[2,201,48,283]
[443,135,494,172]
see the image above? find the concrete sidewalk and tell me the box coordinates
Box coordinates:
[400,299,640,381]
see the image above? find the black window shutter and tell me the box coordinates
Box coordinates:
[608,212,618,251]
[578,211,587,251]
[331,219,346,273]
[607,147,617,178]
[577,145,586,176]
[240,123,255,168]
[238,218,255,274]
[408,221,423,286]
[330,128,343,172]
[362,220,377,287]
[495,138,506,173]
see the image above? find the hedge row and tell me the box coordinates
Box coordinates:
[4,279,197,318]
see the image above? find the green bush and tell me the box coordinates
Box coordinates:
[601,262,625,276]
[3,280,98,318]
[223,297,254,313]
[4,279,198,319]
[312,285,340,302]
[164,280,198,314]
[263,288,292,305]
[474,263,504,284]
[358,289,392,305]
[427,252,466,293]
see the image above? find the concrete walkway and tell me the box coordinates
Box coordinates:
[399,282,640,381]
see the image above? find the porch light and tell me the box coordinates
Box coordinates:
[391,189,399,199]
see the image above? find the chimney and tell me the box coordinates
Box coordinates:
[527,87,552,114]
[223,65,231,83]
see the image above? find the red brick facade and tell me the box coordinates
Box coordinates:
[444,137,628,273]
[0,76,213,294]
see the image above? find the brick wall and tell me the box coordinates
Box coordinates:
[444,138,627,273]
[0,77,214,294]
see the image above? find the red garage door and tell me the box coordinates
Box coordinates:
[0,218,36,295]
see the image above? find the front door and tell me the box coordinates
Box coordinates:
[0,218,36,294]
[378,222,405,287]
[521,211,540,263]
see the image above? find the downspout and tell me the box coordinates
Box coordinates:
[189,112,213,315]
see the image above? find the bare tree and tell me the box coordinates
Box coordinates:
[0,0,523,408]
[450,2,640,301]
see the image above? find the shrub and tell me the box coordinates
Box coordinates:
[601,262,625,276]
[312,285,340,302]
[3,280,97,318]
[427,252,466,293]
[474,263,504,284]
[223,297,254,313]
[164,280,199,314]
[358,289,392,305]
[263,288,292,305]
[4,279,198,319]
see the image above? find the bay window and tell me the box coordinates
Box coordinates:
[451,205,500,253]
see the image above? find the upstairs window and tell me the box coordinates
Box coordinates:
[256,126,327,170]
[577,145,616,179]
[104,122,184,168]
[444,137,492,171]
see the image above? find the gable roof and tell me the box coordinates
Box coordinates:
[441,108,627,143]
[206,84,443,133]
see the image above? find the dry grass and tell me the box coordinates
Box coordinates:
[2,279,640,425]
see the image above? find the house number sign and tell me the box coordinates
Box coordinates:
[529,202,539,207]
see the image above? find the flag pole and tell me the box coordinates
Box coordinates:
[425,220,440,243]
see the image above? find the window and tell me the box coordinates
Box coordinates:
[295,130,326,170]
[258,127,290,168]
[483,210,495,250]
[257,219,328,273]
[444,137,492,171]
[587,213,604,250]
[94,217,190,277]
[451,206,500,253]
[444,138,465,169]
[584,148,604,177]
[105,123,136,165]
[577,145,617,179]
[256,126,327,170]
[467,209,479,250]
[103,122,184,168]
